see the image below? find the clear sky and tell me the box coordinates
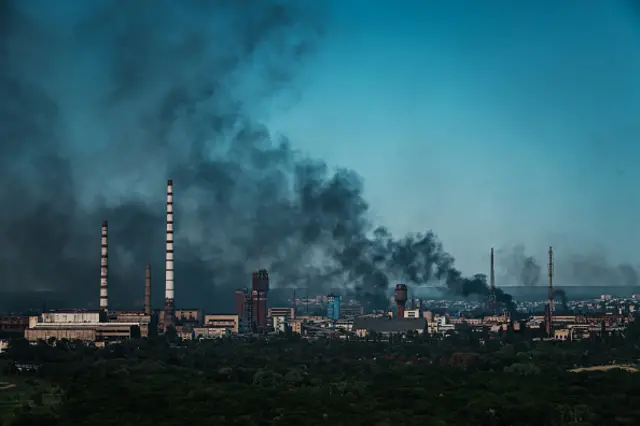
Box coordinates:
[269,0,640,275]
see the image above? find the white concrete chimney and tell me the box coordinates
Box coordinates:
[165,180,174,302]
[100,220,108,310]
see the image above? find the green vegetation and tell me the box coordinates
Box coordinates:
[2,325,640,426]
[0,370,60,426]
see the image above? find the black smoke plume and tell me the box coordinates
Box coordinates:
[0,0,511,312]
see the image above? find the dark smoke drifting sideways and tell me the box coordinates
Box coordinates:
[0,0,512,311]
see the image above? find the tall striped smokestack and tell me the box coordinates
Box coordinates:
[163,179,175,330]
[144,263,151,316]
[100,220,108,311]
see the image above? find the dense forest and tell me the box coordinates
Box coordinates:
[2,323,640,426]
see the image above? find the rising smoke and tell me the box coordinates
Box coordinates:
[497,245,541,287]
[0,0,509,312]
[497,246,639,288]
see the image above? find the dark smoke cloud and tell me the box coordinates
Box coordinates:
[497,245,541,287]
[0,0,508,312]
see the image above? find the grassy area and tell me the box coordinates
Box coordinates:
[0,375,61,424]
[569,365,639,373]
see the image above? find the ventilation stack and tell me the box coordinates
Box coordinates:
[144,263,151,316]
[163,179,175,331]
[545,246,554,337]
[251,270,269,331]
[100,220,109,311]
[395,284,408,319]
[488,247,497,313]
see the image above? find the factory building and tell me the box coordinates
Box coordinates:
[327,294,341,320]
[24,322,137,343]
[235,288,252,325]
[0,315,30,333]
[403,308,421,319]
[341,305,364,318]
[268,307,295,323]
[353,317,427,338]
[191,314,244,338]
[22,180,182,344]
[251,269,270,330]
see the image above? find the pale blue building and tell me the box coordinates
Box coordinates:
[327,294,341,320]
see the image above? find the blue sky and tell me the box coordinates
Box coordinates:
[269,0,640,275]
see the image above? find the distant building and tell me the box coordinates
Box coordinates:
[403,308,421,319]
[353,318,427,338]
[268,307,295,323]
[23,309,149,343]
[273,316,287,333]
[0,315,29,333]
[24,322,136,343]
[235,289,252,326]
[341,305,364,318]
[327,294,341,320]
[201,314,243,335]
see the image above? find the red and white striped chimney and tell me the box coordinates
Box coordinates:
[166,180,174,302]
[100,220,108,311]
[163,179,175,329]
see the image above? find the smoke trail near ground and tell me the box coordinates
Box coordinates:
[552,288,568,312]
[0,0,507,311]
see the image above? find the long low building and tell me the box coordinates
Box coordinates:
[24,322,138,343]
[353,318,427,337]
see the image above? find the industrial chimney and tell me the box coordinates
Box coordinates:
[144,263,151,316]
[100,220,109,311]
[488,247,496,313]
[163,179,175,331]
[395,284,408,319]
[545,246,554,337]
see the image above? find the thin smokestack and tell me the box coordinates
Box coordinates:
[488,247,496,312]
[163,179,175,330]
[546,246,554,337]
[100,220,108,311]
[144,263,151,315]
[490,247,495,292]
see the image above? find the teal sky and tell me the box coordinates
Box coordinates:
[270,0,640,275]
[5,0,640,300]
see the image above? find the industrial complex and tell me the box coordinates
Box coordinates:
[0,179,635,346]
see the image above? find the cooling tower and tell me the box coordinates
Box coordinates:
[100,220,108,311]
[163,179,175,330]
[395,284,408,319]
